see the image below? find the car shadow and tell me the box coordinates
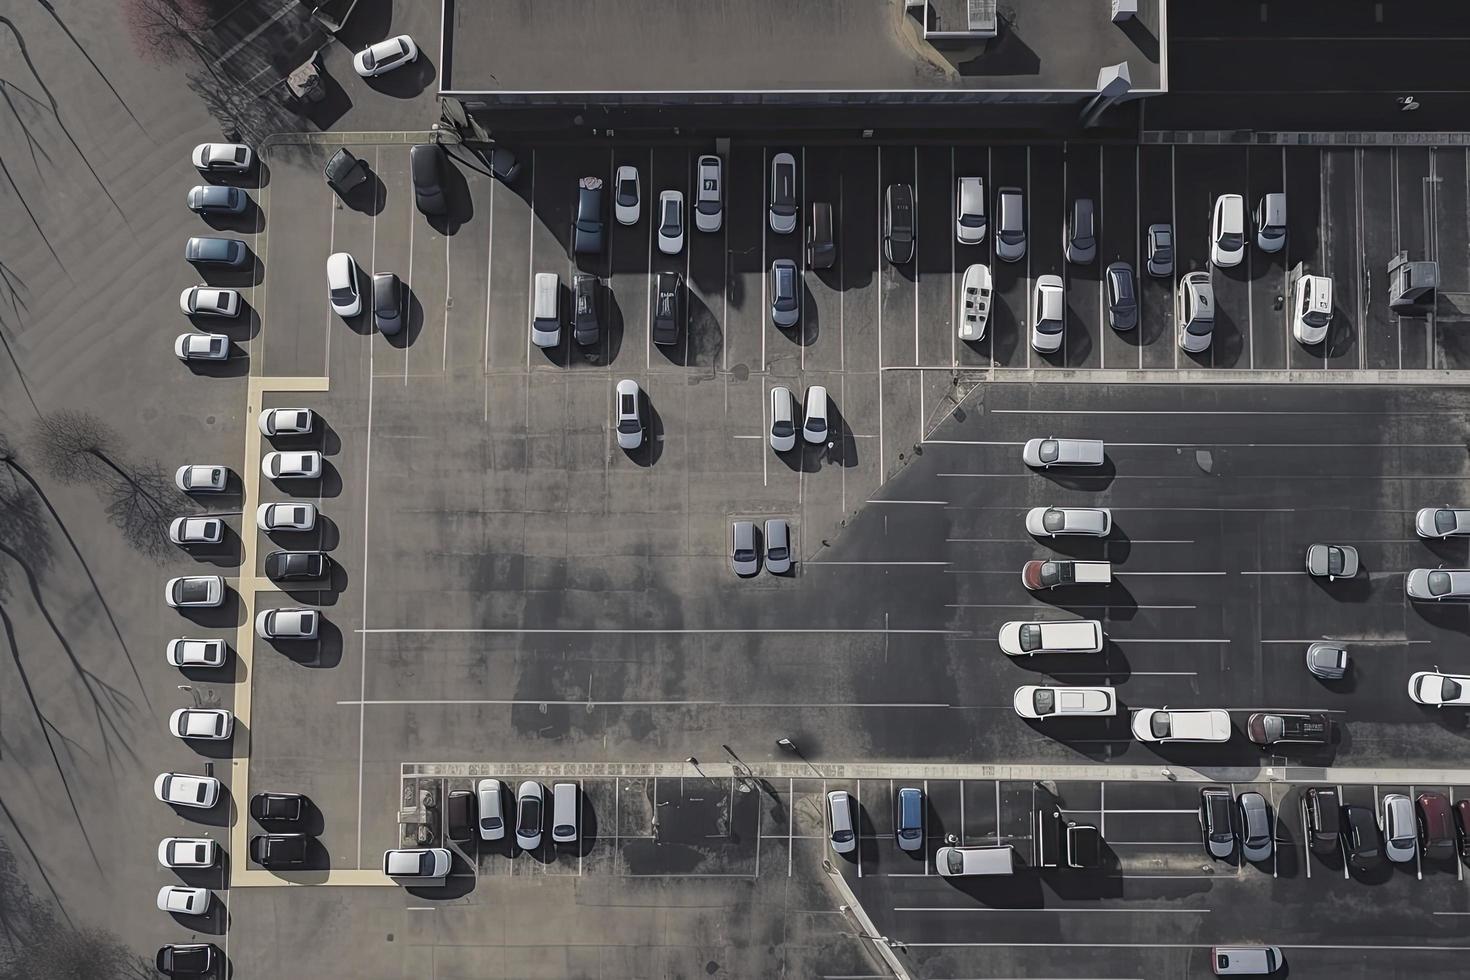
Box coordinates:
[183,349,251,378]
[428,155,473,237]
[1033,457,1117,491]
[632,397,663,468]
[365,54,437,99]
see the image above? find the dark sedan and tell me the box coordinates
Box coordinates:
[264,550,333,582]
[410,143,447,216]
[1340,804,1382,870]
[573,181,605,254]
[185,236,248,267]
[187,184,247,214]
[250,791,306,823]
[156,943,217,976]
[324,147,369,196]
[250,833,309,867]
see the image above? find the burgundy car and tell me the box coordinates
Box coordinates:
[1417,792,1457,861]
[1455,798,1470,860]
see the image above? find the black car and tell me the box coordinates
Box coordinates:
[187,184,247,215]
[264,551,333,582]
[156,943,217,976]
[1247,711,1331,747]
[1341,804,1383,869]
[652,271,682,347]
[807,201,835,269]
[486,144,520,183]
[250,791,306,823]
[372,272,403,336]
[573,273,600,346]
[250,833,309,867]
[185,236,248,267]
[410,143,447,216]
[1303,787,1340,853]
[447,790,476,843]
[324,147,369,196]
[573,181,605,254]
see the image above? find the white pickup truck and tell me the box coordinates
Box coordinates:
[1130,708,1232,743]
[1022,560,1112,591]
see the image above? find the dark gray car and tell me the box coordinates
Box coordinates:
[1199,788,1234,859]
[1065,198,1096,264]
[1237,792,1272,862]
[409,143,447,216]
[187,184,247,214]
[185,236,248,267]
[372,272,403,336]
[324,147,369,195]
[573,274,600,346]
[573,182,605,254]
[1306,641,1348,679]
[264,551,332,582]
[1305,543,1358,580]
[1105,262,1137,330]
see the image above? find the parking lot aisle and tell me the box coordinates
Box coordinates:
[1099,144,1140,370]
[721,144,764,381]
[1397,147,1434,369]
[953,145,991,369]
[1170,147,1217,370]
[530,147,584,371]
[1284,147,1326,372]
[877,145,918,370]
[486,149,536,374]
[687,151,726,373]
[801,145,846,376]
[1029,145,1065,366]
[607,146,653,371]
[647,147,692,369]
[1360,150,1399,369]
[1247,146,1287,370]
[1432,149,1470,369]
[988,145,1028,367]
[408,192,451,379]
[1206,147,1252,368]
[327,153,380,384]
[371,146,413,380]
[260,154,334,378]
[916,145,955,369]
[764,144,803,377]
[1138,146,1176,369]
[1062,142,1103,369]
[567,146,613,371]
[1322,149,1363,370]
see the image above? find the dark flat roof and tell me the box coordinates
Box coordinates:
[441,0,1163,96]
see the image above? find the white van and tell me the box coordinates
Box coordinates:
[826,790,856,854]
[1212,945,1284,975]
[998,620,1104,656]
[1292,274,1332,346]
[995,187,1026,262]
[802,385,829,445]
[694,155,723,233]
[1131,707,1232,743]
[1210,194,1246,267]
[936,844,1014,877]
[551,782,578,844]
[1255,192,1286,253]
[531,272,560,348]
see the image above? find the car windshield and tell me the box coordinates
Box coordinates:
[804,415,824,433]
[1032,689,1056,715]
[1019,624,1040,652]
[1442,677,1462,700]
[481,814,502,830]
[1042,509,1066,533]
[331,284,355,302]
[1428,570,1451,595]
[1111,273,1134,303]
[768,544,788,561]
[734,546,756,561]
[1150,714,1171,738]
[1036,314,1063,334]
[1038,440,1059,463]
[833,828,854,843]
[772,420,793,438]
[617,178,636,204]
[1154,229,1171,249]
[960,212,984,228]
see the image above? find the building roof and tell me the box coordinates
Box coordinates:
[441,0,1164,97]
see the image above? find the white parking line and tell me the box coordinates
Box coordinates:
[359,626,965,635]
[895,906,1209,914]
[913,145,920,366]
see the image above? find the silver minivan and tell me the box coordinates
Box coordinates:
[695,154,723,233]
[1211,945,1284,975]
[995,187,1026,262]
[826,790,856,854]
[1178,271,1215,353]
[1255,192,1286,253]
[551,782,578,844]
[531,272,560,348]
[730,520,758,576]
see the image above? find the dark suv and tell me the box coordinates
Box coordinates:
[264,550,332,582]
[372,272,403,336]
[1199,788,1234,859]
[652,271,681,347]
[573,181,605,254]
[573,274,600,347]
[1340,804,1383,870]
[410,143,447,216]
[1303,787,1340,853]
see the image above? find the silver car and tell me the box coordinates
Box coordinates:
[1381,793,1416,863]
[1024,507,1111,537]
[1146,223,1173,277]
[955,176,986,245]
[165,575,224,608]
[262,451,323,480]
[1406,567,1470,600]
[764,518,791,575]
[1022,437,1105,468]
[1304,543,1358,581]
[615,379,643,450]
[770,259,799,329]
[255,501,316,532]
[167,638,226,668]
[256,608,319,640]
[1415,507,1470,538]
[174,333,229,361]
[1237,792,1273,863]
[730,521,759,576]
[1305,641,1348,680]
[769,386,796,453]
[169,516,224,546]
[175,464,228,492]
[179,286,241,318]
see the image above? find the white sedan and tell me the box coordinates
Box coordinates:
[154,772,221,809]
[167,638,226,668]
[255,501,317,532]
[157,885,211,915]
[657,189,684,255]
[327,252,361,317]
[1415,507,1470,538]
[353,34,418,77]
[262,451,323,480]
[158,837,218,868]
[175,464,228,493]
[168,516,224,546]
[614,379,643,450]
[258,407,315,436]
[1021,437,1105,468]
[256,607,319,640]
[1408,669,1470,706]
[1012,685,1116,719]
[1130,707,1231,743]
[1025,506,1111,537]
[1406,568,1470,600]
[191,142,252,172]
[180,286,241,318]
[169,708,233,740]
[614,165,640,225]
[175,333,229,361]
[165,575,224,608]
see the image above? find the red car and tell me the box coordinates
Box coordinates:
[1454,798,1470,860]
[1417,792,1457,861]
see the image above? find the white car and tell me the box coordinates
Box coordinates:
[1012,685,1116,719]
[255,501,317,532]
[169,708,233,740]
[158,837,218,868]
[1292,273,1332,346]
[353,34,418,77]
[167,638,226,668]
[769,152,797,234]
[326,252,362,317]
[157,885,211,915]
[383,847,450,880]
[1022,437,1105,468]
[656,190,684,255]
[165,575,224,608]
[258,408,315,437]
[262,451,323,480]
[154,773,221,809]
[1408,669,1470,706]
[256,608,320,640]
[1025,507,1111,537]
[614,165,640,224]
[515,780,545,850]
[191,142,251,172]
[694,154,723,233]
[179,286,241,318]
[1382,793,1417,863]
[477,778,506,841]
[175,464,228,493]
[802,385,829,445]
[175,333,229,361]
[955,176,986,245]
[614,379,643,450]
[1030,274,1064,353]
[1210,193,1246,268]
[958,263,991,342]
[1406,568,1470,600]
[1416,508,1470,538]
[1130,708,1231,743]
[168,516,224,545]
[769,385,796,452]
